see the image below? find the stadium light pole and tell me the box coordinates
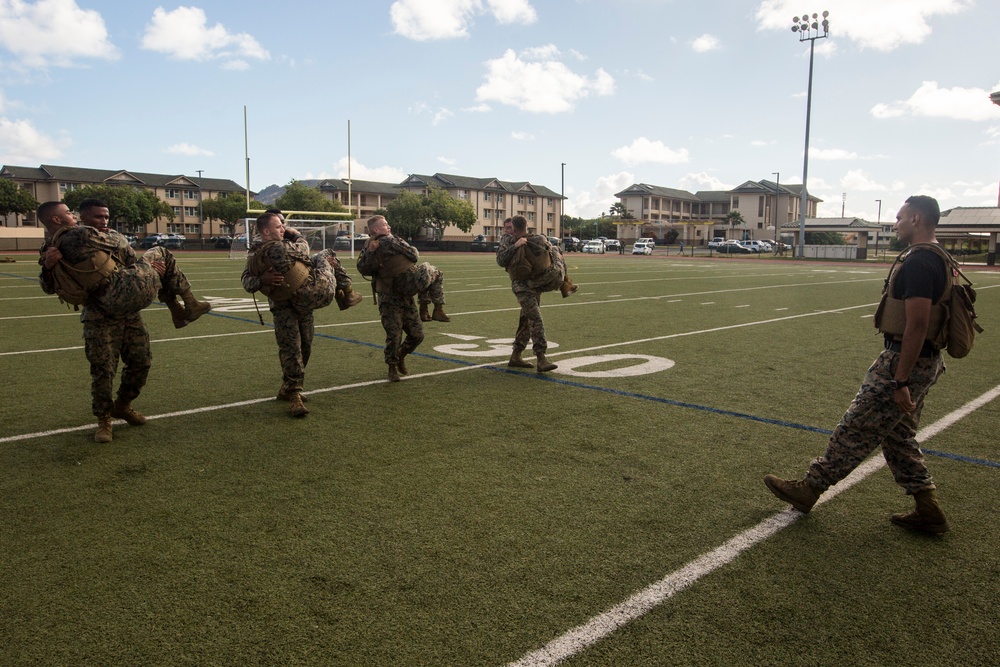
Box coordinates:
[875,198,882,257]
[790,11,829,258]
[560,162,566,238]
[196,169,204,243]
[772,171,780,242]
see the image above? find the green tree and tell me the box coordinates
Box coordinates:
[384,187,476,240]
[274,180,345,222]
[0,179,40,224]
[724,211,746,238]
[609,202,633,220]
[202,191,265,234]
[63,185,173,232]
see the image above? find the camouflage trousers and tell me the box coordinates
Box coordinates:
[511,283,547,355]
[394,262,445,306]
[270,251,347,393]
[83,313,152,417]
[806,349,946,495]
[92,246,192,317]
[376,291,423,365]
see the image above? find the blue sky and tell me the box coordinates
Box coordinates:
[2,0,999,222]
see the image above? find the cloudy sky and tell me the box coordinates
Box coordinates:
[1,0,999,221]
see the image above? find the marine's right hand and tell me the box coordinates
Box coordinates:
[43,247,62,270]
[260,269,284,286]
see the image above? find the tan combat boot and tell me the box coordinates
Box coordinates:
[764,474,822,513]
[336,286,363,310]
[95,415,113,443]
[387,364,401,382]
[419,303,432,322]
[181,289,212,324]
[277,385,308,402]
[165,298,190,328]
[289,392,309,417]
[890,489,950,534]
[560,276,579,298]
[431,304,450,322]
[535,352,557,373]
[111,398,147,426]
[508,350,534,368]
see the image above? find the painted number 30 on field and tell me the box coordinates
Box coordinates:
[433,334,674,378]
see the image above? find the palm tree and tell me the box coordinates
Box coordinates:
[724,211,746,239]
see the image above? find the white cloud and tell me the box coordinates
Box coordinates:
[611,137,689,167]
[511,131,534,141]
[410,102,455,125]
[840,169,905,192]
[391,0,537,41]
[432,108,454,125]
[690,34,720,52]
[141,7,269,68]
[872,81,1000,122]
[332,157,407,184]
[755,0,971,52]
[0,0,117,67]
[476,46,614,113]
[679,172,732,192]
[462,103,492,112]
[565,171,634,218]
[0,117,68,163]
[437,156,458,167]
[810,147,859,160]
[166,142,214,157]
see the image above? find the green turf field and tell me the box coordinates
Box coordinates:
[2,250,998,666]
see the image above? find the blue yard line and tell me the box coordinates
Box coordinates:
[221,310,1000,471]
[1,272,38,282]
[923,449,1000,469]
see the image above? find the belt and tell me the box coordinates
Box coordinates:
[884,339,939,358]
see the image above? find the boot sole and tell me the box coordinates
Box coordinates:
[889,516,950,534]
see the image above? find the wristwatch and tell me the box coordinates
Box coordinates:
[890,379,910,391]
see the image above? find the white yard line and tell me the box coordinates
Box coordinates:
[507,384,1000,667]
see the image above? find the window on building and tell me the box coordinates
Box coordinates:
[165,189,180,199]
[185,224,200,234]
[547,213,553,222]
[546,228,554,237]
[528,197,535,205]
[184,190,199,200]
[497,210,505,219]
[168,224,183,234]
[485,209,492,219]
[497,194,504,205]
[172,206,182,216]
[547,198,553,207]
[184,207,198,217]
[758,196,765,217]
[517,195,524,204]
[484,192,492,202]
[58,182,79,194]
[527,212,535,221]
[457,189,468,200]
[732,196,739,208]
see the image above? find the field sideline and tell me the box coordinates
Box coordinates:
[2,250,999,666]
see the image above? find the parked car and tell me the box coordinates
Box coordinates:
[470,234,499,252]
[562,237,581,252]
[121,233,138,247]
[717,240,752,254]
[582,239,605,254]
[632,239,654,255]
[741,240,765,253]
[708,237,726,249]
[604,239,622,251]
[159,233,185,250]
[547,236,561,250]
[139,234,163,249]
[333,235,353,250]
[212,236,233,249]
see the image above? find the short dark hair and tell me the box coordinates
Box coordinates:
[78,198,108,213]
[255,212,279,233]
[511,215,527,232]
[905,195,940,227]
[265,208,282,216]
[37,201,63,222]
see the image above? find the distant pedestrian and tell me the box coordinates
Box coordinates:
[678,241,684,255]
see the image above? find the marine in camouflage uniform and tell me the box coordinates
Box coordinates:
[496,215,566,372]
[356,215,449,382]
[36,200,211,443]
[241,212,362,416]
[764,195,952,534]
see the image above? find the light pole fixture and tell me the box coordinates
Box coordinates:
[196,169,204,242]
[791,10,830,257]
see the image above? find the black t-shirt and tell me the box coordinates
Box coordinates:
[886,246,949,352]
